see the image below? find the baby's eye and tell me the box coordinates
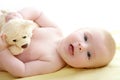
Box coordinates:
[87,51,91,60]
[22,36,27,39]
[84,34,88,41]
[13,39,17,42]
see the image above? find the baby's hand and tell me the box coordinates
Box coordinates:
[6,12,23,22]
[0,34,8,52]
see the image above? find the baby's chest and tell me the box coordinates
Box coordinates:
[16,49,41,62]
[16,41,57,62]
[16,28,61,62]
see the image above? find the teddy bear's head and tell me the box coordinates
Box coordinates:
[1,19,37,55]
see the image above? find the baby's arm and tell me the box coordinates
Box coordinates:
[0,34,8,51]
[0,49,58,77]
[7,7,58,28]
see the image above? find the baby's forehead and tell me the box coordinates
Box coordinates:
[86,29,109,58]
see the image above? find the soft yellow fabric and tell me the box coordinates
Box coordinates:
[0,30,120,80]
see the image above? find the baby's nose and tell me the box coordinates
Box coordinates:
[21,44,28,48]
[78,43,86,52]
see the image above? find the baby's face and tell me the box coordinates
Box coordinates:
[58,28,110,68]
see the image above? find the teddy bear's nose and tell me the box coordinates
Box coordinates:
[21,44,28,48]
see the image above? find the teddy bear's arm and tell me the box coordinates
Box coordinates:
[9,46,23,55]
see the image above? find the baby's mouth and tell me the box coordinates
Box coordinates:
[69,44,74,55]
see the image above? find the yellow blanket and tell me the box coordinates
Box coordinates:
[0,30,120,80]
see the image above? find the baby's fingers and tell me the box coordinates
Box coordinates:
[6,12,23,22]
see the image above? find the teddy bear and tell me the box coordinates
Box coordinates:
[0,10,38,55]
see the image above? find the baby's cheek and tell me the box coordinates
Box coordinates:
[76,54,87,62]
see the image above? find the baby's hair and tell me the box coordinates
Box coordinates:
[102,29,116,65]
[94,29,116,68]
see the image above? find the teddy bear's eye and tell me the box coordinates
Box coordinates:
[22,36,27,39]
[13,39,17,42]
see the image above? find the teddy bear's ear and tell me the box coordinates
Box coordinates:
[0,10,9,31]
[1,33,7,40]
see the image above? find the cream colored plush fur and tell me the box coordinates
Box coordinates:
[0,11,38,55]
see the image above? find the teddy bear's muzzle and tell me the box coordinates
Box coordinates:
[21,44,28,48]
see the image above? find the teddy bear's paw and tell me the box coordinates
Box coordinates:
[9,46,23,55]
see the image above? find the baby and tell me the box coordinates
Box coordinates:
[0,7,116,77]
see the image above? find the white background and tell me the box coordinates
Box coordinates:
[0,0,120,35]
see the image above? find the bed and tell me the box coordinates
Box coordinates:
[0,29,120,80]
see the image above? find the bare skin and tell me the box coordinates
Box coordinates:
[0,8,65,77]
[0,7,116,77]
